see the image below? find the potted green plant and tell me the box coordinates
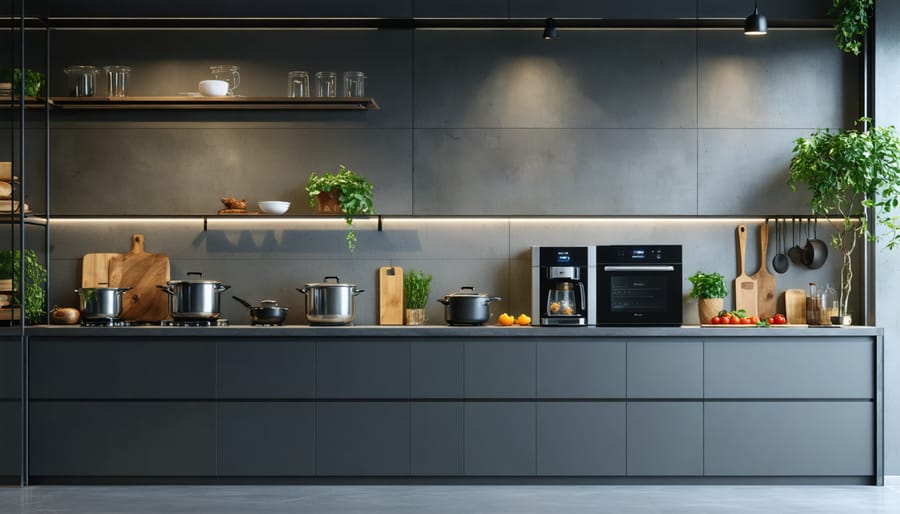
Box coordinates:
[0,67,45,97]
[831,0,873,55]
[403,269,432,325]
[687,271,728,324]
[306,164,375,251]
[0,249,48,324]
[789,118,900,324]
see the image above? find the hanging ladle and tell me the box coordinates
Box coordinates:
[772,218,790,274]
[788,217,804,264]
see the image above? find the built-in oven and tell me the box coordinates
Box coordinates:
[596,245,682,326]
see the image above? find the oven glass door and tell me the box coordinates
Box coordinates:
[598,265,682,325]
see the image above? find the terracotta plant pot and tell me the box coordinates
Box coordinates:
[698,297,724,324]
[316,190,342,214]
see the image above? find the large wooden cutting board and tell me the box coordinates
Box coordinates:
[81,252,121,287]
[750,221,776,318]
[107,234,171,322]
[378,266,404,325]
[734,224,758,317]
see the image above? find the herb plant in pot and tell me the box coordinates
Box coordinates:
[0,67,45,97]
[403,269,432,326]
[0,249,48,324]
[688,271,727,324]
[789,118,900,325]
[305,164,375,251]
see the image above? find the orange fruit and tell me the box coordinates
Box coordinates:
[516,314,532,326]
[498,313,515,326]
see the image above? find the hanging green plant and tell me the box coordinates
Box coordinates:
[306,165,375,251]
[831,0,873,55]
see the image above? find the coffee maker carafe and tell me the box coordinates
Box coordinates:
[532,246,596,326]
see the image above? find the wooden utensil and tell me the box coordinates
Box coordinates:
[378,266,404,325]
[750,221,776,318]
[734,224,758,317]
[81,252,121,287]
[107,234,171,322]
[784,289,807,324]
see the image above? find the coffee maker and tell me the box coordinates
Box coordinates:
[532,246,596,326]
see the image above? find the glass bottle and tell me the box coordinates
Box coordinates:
[819,283,838,324]
[807,282,818,325]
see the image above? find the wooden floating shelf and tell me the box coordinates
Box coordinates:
[48,96,379,111]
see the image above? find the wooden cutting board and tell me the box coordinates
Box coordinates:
[750,221,776,318]
[378,266,404,325]
[784,289,807,324]
[81,252,121,287]
[734,224,758,317]
[107,234,171,322]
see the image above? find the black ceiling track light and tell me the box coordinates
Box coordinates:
[744,1,768,36]
[542,17,558,40]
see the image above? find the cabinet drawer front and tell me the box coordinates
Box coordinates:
[29,401,216,476]
[316,402,410,476]
[30,338,215,399]
[218,341,315,399]
[627,402,702,476]
[537,340,625,398]
[537,402,626,476]
[411,341,463,399]
[0,339,20,399]
[465,402,535,476]
[411,402,464,476]
[704,402,873,476]
[217,402,315,476]
[627,340,702,398]
[0,402,20,477]
[317,341,409,399]
[704,338,873,398]
[465,341,535,398]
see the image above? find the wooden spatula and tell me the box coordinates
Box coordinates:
[734,224,759,317]
[750,221,776,317]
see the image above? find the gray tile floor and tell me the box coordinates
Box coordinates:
[2,484,900,514]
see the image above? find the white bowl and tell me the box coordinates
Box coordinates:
[198,80,229,97]
[258,201,291,215]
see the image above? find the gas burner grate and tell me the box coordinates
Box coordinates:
[80,319,136,327]
[161,319,229,327]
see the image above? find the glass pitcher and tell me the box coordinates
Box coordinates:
[546,280,580,316]
[209,65,240,95]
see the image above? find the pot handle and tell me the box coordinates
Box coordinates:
[156,285,174,295]
[353,288,366,296]
[232,295,253,310]
[187,271,203,279]
[297,287,309,295]
[437,298,448,305]
[216,284,231,293]
[324,276,340,283]
[461,286,475,291]
[487,297,502,303]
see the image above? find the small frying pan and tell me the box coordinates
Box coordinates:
[788,217,804,264]
[803,217,828,269]
[772,218,790,274]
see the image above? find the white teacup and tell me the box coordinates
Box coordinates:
[198,80,229,97]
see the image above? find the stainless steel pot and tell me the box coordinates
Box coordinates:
[297,276,364,325]
[74,287,131,321]
[157,272,231,320]
[233,296,288,325]
[437,286,501,325]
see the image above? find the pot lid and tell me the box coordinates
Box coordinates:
[304,276,356,288]
[167,272,222,285]
[442,286,491,299]
[259,300,286,308]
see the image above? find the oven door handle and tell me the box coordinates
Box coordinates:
[602,265,676,272]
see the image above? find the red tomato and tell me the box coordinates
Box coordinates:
[749,316,759,324]
[741,317,752,324]
[774,313,787,325]
[730,316,742,324]
[710,316,721,324]
[767,317,775,325]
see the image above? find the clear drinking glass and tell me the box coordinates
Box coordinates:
[342,71,366,97]
[63,65,100,97]
[209,65,240,95]
[104,65,131,97]
[315,71,337,97]
[288,71,310,98]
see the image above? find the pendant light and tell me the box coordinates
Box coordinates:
[543,18,558,40]
[744,1,768,36]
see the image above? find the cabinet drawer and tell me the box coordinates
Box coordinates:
[537,340,625,398]
[29,338,216,399]
[704,402,873,476]
[704,338,873,398]
[411,341,463,399]
[465,341,535,398]
[627,402,702,476]
[217,402,315,476]
[317,341,409,399]
[218,341,315,399]
[465,402,535,476]
[411,402,464,476]
[536,402,625,476]
[0,401,19,477]
[29,401,216,476]
[0,339,19,399]
[627,340,701,398]
[316,402,409,476]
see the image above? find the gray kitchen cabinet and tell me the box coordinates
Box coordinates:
[217,402,315,476]
[0,338,19,399]
[45,0,412,19]
[29,338,216,399]
[627,340,702,398]
[316,402,410,476]
[510,0,696,19]
[465,402,535,476]
[704,338,873,399]
[29,401,216,476]
[0,401,19,479]
[411,341,463,399]
[217,340,315,399]
[414,0,508,18]
[704,402,874,476]
[536,402,625,476]
[465,341,535,398]
[317,341,409,399]
[627,402,703,476]
[410,402,464,476]
[536,340,626,399]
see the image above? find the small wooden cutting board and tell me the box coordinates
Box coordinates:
[750,221,776,318]
[378,266,404,325]
[108,234,171,322]
[734,224,758,317]
[81,252,121,287]
[784,289,807,324]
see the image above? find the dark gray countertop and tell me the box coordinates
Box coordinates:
[18,324,884,338]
